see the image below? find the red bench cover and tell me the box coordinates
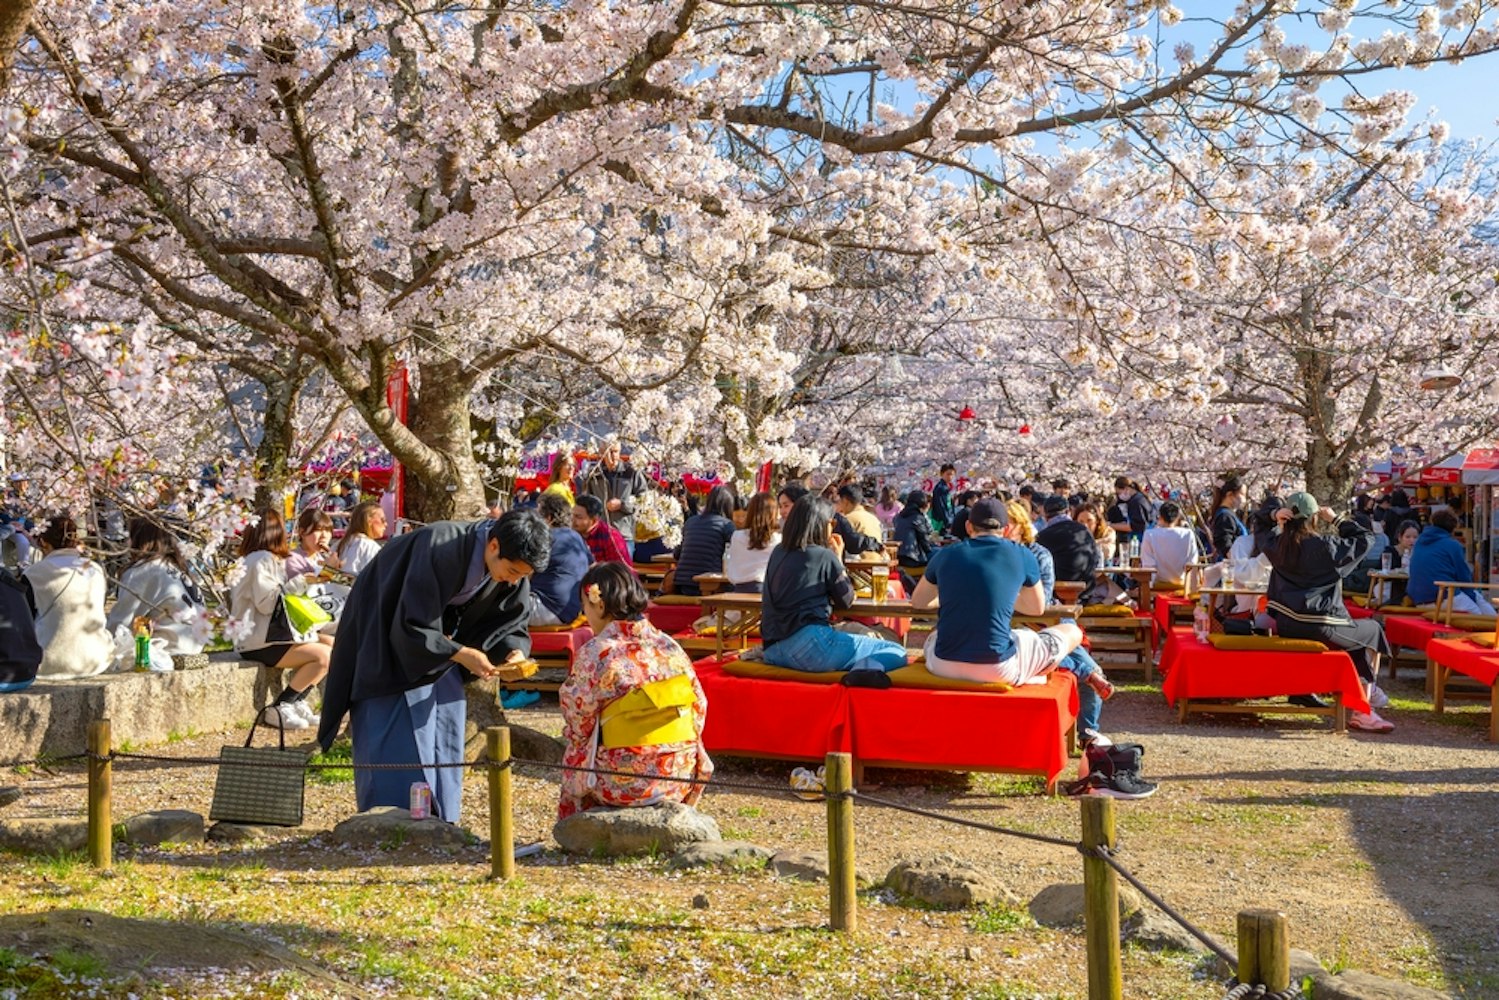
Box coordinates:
[1152,596,1193,650]
[1159,632,1370,713]
[1382,614,1464,653]
[529,627,594,659]
[1427,638,1499,686]
[694,658,1077,784]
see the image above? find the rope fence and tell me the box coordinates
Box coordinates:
[6,721,1304,1000]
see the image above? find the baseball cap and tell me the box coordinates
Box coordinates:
[968,498,1009,530]
[1043,494,1069,515]
[1284,492,1319,519]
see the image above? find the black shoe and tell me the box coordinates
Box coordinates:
[841,670,893,689]
[1065,770,1159,800]
[1288,694,1330,709]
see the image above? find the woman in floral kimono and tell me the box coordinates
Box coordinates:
[558,562,712,819]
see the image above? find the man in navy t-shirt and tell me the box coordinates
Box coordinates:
[910,499,1095,691]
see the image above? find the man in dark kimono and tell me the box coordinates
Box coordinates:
[317,510,551,822]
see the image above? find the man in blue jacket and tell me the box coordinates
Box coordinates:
[1407,508,1494,615]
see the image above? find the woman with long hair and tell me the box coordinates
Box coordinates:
[230,509,331,730]
[541,452,577,507]
[335,501,387,576]
[105,518,207,656]
[23,516,113,677]
[672,485,737,596]
[558,563,712,819]
[892,490,933,572]
[759,495,907,677]
[1256,493,1393,733]
[724,491,780,594]
[872,486,902,528]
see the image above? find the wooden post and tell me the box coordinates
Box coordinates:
[1237,908,1290,992]
[87,719,112,870]
[824,751,856,933]
[1080,796,1122,1000]
[486,727,513,880]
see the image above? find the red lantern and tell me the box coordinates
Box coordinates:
[958,406,976,421]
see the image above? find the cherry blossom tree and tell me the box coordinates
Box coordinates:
[5,0,1499,515]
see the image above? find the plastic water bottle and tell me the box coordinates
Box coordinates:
[1380,551,1392,572]
[1128,537,1140,564]
[409,781,432,820]
[1193,598,1210,643]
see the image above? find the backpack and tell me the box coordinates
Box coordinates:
[1065,742,1158,800]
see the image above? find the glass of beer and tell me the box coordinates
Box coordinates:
[871,565,890,603]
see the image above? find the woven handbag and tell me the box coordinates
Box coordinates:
[208,714,310,827]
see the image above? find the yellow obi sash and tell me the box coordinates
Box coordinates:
[599,674,697,749]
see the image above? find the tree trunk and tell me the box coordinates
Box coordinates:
[251,370,304,512]
[0,0,35,94]
[403,357,487,521]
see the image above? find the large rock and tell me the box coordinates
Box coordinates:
[885,855,1015,911]
[552,802,720,857]
[1312,970,1453,1000]
[668,840,773,870]
[1028,882,1143,928]
[768,849,829,881]
[331,807,476,850]
[1122,911,1208,953]
[0,817,89,855]
[120,809,205,847]
[206,821,273,845]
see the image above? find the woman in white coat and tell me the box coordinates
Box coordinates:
[106,518,207,657]
[23,516,113,678]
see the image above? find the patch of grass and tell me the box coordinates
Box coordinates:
[972,773,1048,797]
[735,805,763,818]
[307,736,354,784]
[165,727,201,745]
[29,851,90,879]
[49,947,109,979]
[968,904,1035,934]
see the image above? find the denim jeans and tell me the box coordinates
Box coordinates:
[763,624,907,673]
[1059,647,1102,736]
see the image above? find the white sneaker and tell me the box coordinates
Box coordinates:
[287,699,321,727]
[1348,710,1394,734]
[1081,728,1113,748]
[1367,684,1389,710]
[260,704,310,730]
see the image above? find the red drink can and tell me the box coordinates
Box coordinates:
[409,781,432,820]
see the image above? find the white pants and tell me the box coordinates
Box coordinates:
[924,627,1066,685]
[1451,592,1497,616]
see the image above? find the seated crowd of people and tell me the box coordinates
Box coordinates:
[1,451,1487,822]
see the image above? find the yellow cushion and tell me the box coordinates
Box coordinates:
[1466,632,1497,649]
[1421,611,1492,630]
[1080,604,1135,617]
[652,595,703,606]
[721,660,846,684]
[530,615,587,633]
[886,664,1011,692]
[1206,635,1329,653]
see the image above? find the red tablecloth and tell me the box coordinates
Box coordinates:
[1159,632,1370,714]
[1427,638,1499,686]
[1382,614,1464,653]
[529,627,594,661]
[693,658,1077,784]
[1152,596,1193,650]
[695,658,852,760]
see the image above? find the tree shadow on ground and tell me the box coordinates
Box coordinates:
[1196,787,1499,995]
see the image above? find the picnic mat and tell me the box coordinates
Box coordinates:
[1159,632,1371,714]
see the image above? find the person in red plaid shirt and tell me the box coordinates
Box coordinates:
[572,494,632,566]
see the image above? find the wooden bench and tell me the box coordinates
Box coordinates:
[1427,634,1499,742]
[1159,632,1370,733]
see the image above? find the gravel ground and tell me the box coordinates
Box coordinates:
[3,667,1496,998]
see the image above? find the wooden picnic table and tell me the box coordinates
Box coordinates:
[1367,569,1408,609]
[1195,585,1266,631]
[693,572,729,596]
[1095,564,1158,614]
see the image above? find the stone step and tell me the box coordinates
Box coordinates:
[0,655,281,763]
